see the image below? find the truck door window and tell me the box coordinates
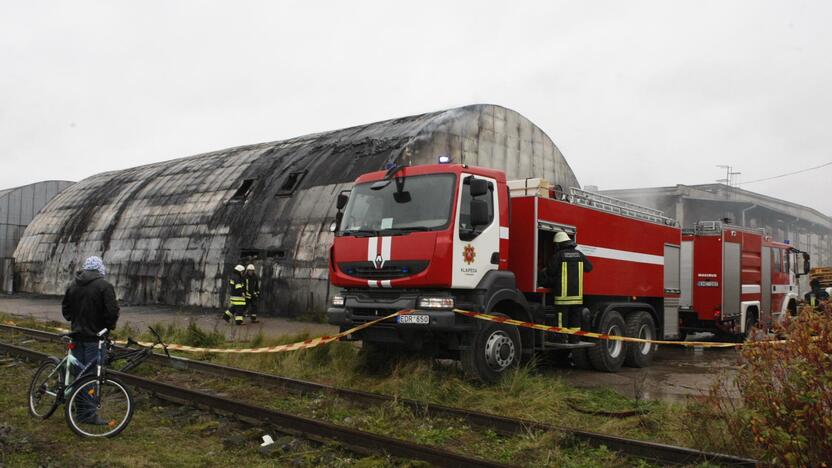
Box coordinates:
[773,249,782,273]
[459,179,494,241]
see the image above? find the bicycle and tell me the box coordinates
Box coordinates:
[26,326,169,438]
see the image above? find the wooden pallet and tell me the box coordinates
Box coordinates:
[810,267,832,287]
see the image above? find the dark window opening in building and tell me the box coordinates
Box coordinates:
[240,248,260,260]
[276,171,308,197]
[266,249,286,259]
[230,179,255,201]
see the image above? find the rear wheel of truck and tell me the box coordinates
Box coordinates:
[462,313,521,384]
[624,311,657,368]
[588,310,627,372]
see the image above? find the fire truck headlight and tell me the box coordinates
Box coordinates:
[418,297,454,309]
[331,295,345,307]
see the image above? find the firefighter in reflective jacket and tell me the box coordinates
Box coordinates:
[223,264,247,325]
[542,232,593,341]
[244,264,260,323]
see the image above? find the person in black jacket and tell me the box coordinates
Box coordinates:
[540,232,593,342]
[61,256,120,424]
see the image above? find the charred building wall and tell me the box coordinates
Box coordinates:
[14,104,580,316]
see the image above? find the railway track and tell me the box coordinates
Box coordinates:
[0,323,758,466]
[1,339,506,468]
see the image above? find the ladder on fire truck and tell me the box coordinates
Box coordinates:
[686,220,767,236]
[568,187,677,226]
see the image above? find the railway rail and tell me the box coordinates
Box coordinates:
[0,339,506,468]
[0,322,758,466]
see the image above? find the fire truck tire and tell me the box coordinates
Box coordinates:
[587,310,627,372]
[624,311,657,368]
[461,313,521,384]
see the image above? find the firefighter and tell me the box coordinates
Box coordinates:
[541,232,593,342]
[223,264,247,325]
[244,264,260,323]
[805,278,830,308]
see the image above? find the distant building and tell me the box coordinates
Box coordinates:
[0,181,74,293]
[14,104,580,315]
[601,183,832,267]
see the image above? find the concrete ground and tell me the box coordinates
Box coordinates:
[553,343,740,402]
[0,294,338,342]
[1,293,739,402]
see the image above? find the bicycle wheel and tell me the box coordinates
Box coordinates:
[65,376,133,438]
[28,357,62,419]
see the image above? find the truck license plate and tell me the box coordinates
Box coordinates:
[398,315,429,324]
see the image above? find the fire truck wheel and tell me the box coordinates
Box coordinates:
[624,311,657,368]
[587,310,627,372]
[462,313,521,384]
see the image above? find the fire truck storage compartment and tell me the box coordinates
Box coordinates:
[663,244,681,338]
[722,241,742,319]
[680,240,694,308]
[761,246,772,315]
[536,221,577,282]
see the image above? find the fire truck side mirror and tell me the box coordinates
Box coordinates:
[336,193,349,210]
[803,253,811,275]
[469,178,489,197]
[470,199,489,226]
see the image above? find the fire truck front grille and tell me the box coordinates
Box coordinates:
[338,261,429,280]
[352,308,398,318]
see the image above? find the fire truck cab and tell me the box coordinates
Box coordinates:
[679,221,810,338]
[328,163,682,382]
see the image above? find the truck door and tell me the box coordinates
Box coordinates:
[452,174,500,288]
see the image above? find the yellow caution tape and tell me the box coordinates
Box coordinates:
[453,309,788,348]
[2,309,792,353]
[126,309,414,353]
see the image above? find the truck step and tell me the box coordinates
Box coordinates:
[543,341,595,350]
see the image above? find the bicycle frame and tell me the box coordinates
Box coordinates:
[44,337,108,400]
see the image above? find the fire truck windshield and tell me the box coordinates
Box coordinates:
[339,173,456,236]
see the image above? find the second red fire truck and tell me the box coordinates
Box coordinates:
[679,221,810,339]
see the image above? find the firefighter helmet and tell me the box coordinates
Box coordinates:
[234,264,245,273]
[246,264,256,271]
[554,231,571,243]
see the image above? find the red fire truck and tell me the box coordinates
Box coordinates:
[679,221,810,339]
[327,163,683,382]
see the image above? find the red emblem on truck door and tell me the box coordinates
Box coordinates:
[463,244,476,264]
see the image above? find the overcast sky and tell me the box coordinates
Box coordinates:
[1,1,830,214]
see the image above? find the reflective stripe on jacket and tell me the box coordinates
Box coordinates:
[229,276,246,306]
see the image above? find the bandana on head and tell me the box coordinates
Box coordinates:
[82,256,106,276]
